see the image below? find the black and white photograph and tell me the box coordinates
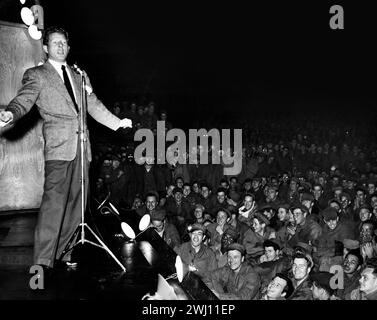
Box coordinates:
[0,0,376,312]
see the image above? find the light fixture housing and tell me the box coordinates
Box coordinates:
[20,7,35,26]
[28,24,42,40]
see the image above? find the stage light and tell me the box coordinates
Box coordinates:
[20,0,26,5]
[175,255,189,282]
[20,3,44,41]
[20,7,34,26]
[28,24,42,40]
[121,214,151,240]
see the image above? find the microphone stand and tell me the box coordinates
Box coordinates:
[59,64,126,272]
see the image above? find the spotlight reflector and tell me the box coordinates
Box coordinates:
[121,222,136,240]
[28,24,42,40]
[20,7,35,26]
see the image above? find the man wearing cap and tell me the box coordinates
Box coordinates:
[215,227,240,268]
[310,272,338,300]
[243,211,275,264]
[164,187,192,237]
[104,154,127,206]
[316,207,355,270]
[287,204,322,249]
[204,243,261,300]
[301,193,320,223]
[133,156,166,200]
[288,253,314,300]
[150,209,181,249]
[175,223,217,279]
[338,249,363,299]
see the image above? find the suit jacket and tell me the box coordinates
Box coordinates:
[6,61,120,161]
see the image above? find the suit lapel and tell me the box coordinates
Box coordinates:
[43,61,78,114]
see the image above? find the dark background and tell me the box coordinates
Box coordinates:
[0,0,375,129]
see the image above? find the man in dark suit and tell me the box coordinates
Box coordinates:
[0,27,132,270]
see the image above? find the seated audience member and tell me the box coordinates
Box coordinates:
[255,240,291,289]
[287,204,322,249]
[150,209,181,249]
[215,227,240,268]
[288,253,314,300]
[316,207,355,271]
[338,249,363,300]
[136,191,160,217]
[238,193,258,227]
[243,212,275,264]
[204,243,261,300]
[310,272,338,300]
[207,208,232,252]
[260,273,294,300]
[351,258,377,300]
[175,223,217,279]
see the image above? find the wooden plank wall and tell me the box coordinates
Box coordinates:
[0,21,45,212]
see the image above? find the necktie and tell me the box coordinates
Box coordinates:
[61,65,78,113]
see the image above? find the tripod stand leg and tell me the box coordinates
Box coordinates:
[58,224,81,262]
[84,223,126,272]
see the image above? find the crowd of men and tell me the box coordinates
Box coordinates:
[90,101,377,300]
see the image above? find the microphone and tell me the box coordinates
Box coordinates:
[72,63,83,75]
[71,63,93,95]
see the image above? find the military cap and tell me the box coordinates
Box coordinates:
[228,190,241,203]
[188,223,206,233]
[322,207,338,222]
[343,239,360,250]
[290,204,309,215]
[223,227,240,240]
[294,242,313,255]
[254,211,270,225]
[301,193,314,202]
[226,243,246,256]
[310,272,334,295]
[150,209,166,221]
[339,192,352,202]
[277,203,290,211]
[172,187,183,195]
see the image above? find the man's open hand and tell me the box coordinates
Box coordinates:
[118,118,132,129]
[0,110,13,128]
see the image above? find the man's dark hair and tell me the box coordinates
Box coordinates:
[345,249,364,267]
[263,239,280,251]
[43,26,69,46]
[275,273,294,298]
[145,191,159,202]
[361,219,376,230]
[220,178,229,185]
[312,183,323,191]
[216,187,227,195]
[243,192,255,201]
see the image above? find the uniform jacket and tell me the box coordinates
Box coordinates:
[204,262,261,300]
[175,242,218,279]
[288,276,313,300]
[6,61,120,161]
